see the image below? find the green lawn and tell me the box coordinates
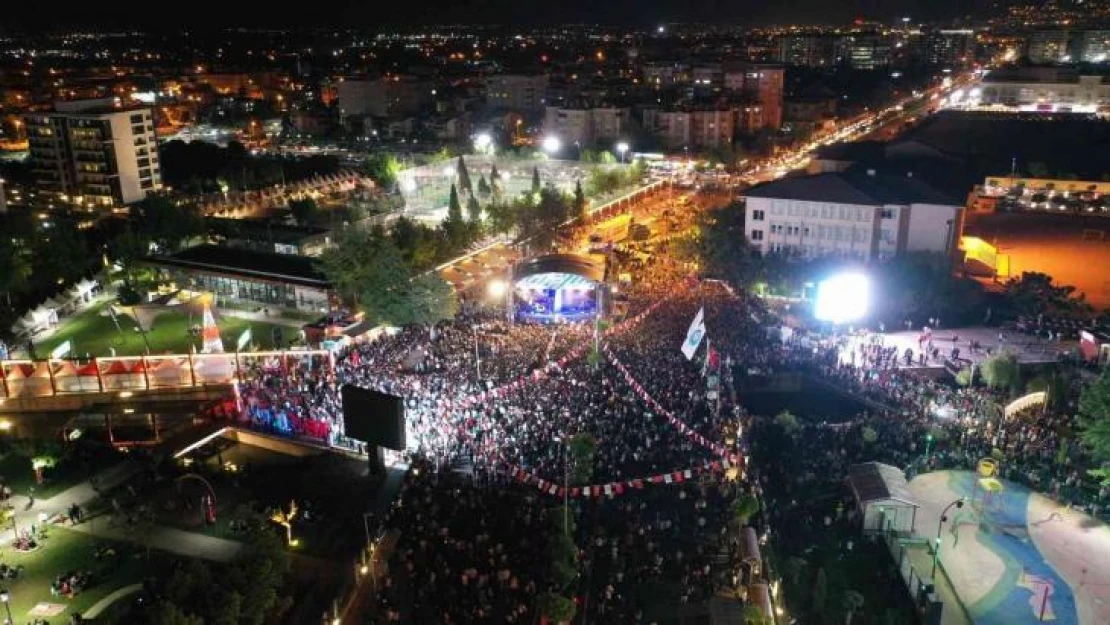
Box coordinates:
[3,526,144,621]
[34,303,291,358]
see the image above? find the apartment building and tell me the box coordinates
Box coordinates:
[641,108,735,149]
[24,99,161,207]
[743,170,962,261]
[337,76,434,118]
[484,74,549,112]
[543,105,629,145]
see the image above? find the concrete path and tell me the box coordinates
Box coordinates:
[5,459,242,563]
[218,307,308,329]
[81,583,143,619]
[67,518,242,562]
[3,460,144,545]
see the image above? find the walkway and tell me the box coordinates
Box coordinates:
[4,460,242,563]
[80,583,143,619]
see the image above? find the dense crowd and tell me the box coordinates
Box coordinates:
[223,231,1110,624]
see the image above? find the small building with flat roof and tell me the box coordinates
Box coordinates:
[848,461,919,534]
[142,245,332,313]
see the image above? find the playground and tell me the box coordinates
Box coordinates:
[909,470,1110,625]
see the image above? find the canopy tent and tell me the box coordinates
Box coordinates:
[130,292,217,333]
[848,462,920,533]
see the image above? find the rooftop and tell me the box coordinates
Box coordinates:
[847,462,919,507]
[744,170,959,206]
[142,245,329,289]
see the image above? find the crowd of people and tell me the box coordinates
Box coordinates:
[218,225,1110,624]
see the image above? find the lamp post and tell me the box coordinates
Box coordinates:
[616,142,630,164]
[0,588,12,625]
[925,432,934,460]
[931,498,964,579]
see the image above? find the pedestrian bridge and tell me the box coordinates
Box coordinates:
[0,349,332,415]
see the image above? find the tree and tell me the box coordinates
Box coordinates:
[733,492,761,525]
[287,198,318,226]
[490,164,504,199]
[812,567,828,616]
[33,226,91,290]
[567,433,597,485]
[109,228,151,287]
[537,592,577,623]
[689,201,755,286]
[1080,370,1110,466]
[573,180,588,221]
[132,196,203,253]
[531,166,541,196]
[861,426,878,444]
[842,590,865,625]
[783,555,807,586]
[317,227,412,318]
[741,604,770,625]
[477,174,491,198]
[467,195,482,223]
[456,155,473,196]
[444,184,469,249]
[363,152,401,189]
[1002,271,1090,318]
[774,410,800,434]
[0,238,31,308]
[980,352,1021,393]
[150,601,206,625]
[404,274,459,326]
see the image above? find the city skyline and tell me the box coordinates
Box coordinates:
[5,0,989,31]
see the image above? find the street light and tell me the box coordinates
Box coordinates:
[474,132,493,154]
[616,141,630,163]
[0,588,12,625]
[931,498,964,579]
[542,136,561,155]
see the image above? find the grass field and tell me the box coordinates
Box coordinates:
[3,526,144,621]
[34,302,289,358]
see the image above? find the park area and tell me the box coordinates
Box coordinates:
[1,525,145,622]
[910,470,1110,625]
[398,156,639,222]
[32,301,289,358]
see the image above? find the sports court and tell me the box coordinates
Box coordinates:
[910,470,1110,625]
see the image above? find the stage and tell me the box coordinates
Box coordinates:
[511,254,606,325]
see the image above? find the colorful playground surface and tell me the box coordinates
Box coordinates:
[910,470,1110,625]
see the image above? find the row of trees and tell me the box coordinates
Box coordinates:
[317,226,458,327]
[160,140,341,195]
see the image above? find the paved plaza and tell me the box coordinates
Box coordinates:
[910,470,1110,625]
[839,326,1074,371]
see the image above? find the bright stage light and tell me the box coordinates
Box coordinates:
[814,273,870,324]
[542,136,561,154]
[487,279,507,298]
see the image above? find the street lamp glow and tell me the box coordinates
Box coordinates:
[442,166,455,178]
[814,273,870,323]
[474,132,493,153]
[616,142,630,163]
[542,136,561,154]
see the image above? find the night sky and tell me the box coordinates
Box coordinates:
[6,0,982,31]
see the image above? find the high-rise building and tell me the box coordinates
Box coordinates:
[24,99,161,208]
[775,35,846,67]
[724,64,784,131]
[1074,30,1110,63]
[925,29,977,66]
[845,34,892,69]
[1027,30,1072,63]
[484,74,549,112]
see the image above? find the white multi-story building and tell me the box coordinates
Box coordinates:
[25,99,161,207]
[978,67,1110,111]
[484,74,549,112]
[743,170,963,261]
[543,106,629,146]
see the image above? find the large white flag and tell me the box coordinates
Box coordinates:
[680,307,706,360]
